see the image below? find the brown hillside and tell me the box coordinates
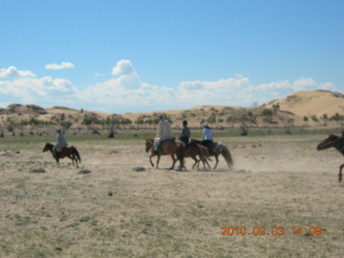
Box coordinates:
[0,90,343,129]
[263,90,344,118]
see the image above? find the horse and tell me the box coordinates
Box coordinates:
[317,134,344,182]
[43,143,81,168]
[184,140,212,170]
[191,139,234,170]
[145,138,185,170]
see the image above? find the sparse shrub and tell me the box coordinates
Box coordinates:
[82,117,100,125]
[329,113,340,122]
[135,118,144,124]
[120,118,132,125]
[261,109,273,117]
[61,121,72,129]
[226,116,234,123]
[304,116,309,122]
[6,122,15,132]
[207,116,216,124]
[91,129,100,135]
[218,118,224,123]
[311,115,319,122]
[272,102,280,113]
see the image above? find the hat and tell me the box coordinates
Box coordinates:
[203,122,208,127]
[56,129,62,133]
[157,114,164,119]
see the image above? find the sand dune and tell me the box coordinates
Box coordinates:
[0,90,343,129]
[263,90,344,118]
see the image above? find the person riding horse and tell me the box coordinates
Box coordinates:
[151,115,174,155]
[202,122,213,152]
[53,129,68,159]
[178,120,190,145]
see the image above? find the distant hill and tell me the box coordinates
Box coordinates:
[0,90,343,129]
[263,90,344,118]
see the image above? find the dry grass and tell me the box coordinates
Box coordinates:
[0,134,344,257]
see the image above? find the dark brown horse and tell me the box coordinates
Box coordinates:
[317,134,344,182]
[145,138,185,170]
[43,143,81,168]
[191,139,234,170]
[184,141,212,170]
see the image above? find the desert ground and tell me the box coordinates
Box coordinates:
[1,128,344,258]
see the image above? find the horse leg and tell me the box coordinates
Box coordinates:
[191,156,199,170]
[339,163,344,182]
[213,155,219,170]
[149,154,155,167]
[169,154,176,170]
[156,155,161,169]
[205,160,211,171]
[69,155,75,166]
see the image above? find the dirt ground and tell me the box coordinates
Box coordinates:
[0,133,344,257]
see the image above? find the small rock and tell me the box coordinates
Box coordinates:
[29,168,46,173]
[132,167,146,172]
[78,170,91,174]
[15,151,20,154]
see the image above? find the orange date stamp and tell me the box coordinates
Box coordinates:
[221,226,322,236]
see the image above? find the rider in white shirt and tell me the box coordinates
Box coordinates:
[202,122,213,149]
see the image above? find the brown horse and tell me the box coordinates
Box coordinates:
[43,143,81,168]
[317,134,344,182]
[184,141,212,170]
[191,139,234,170]
[145,138,185,170]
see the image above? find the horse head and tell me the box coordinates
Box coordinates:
[43,142,52,152]
[317,134,338,151]
[145,139,153,153]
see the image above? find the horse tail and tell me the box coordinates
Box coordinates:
[176,142,185,170]
[221,145,234,170]
[71,146,81,162]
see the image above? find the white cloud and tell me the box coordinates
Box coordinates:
[0,77,76,103]
[0,66,36,78]
[251,77,337,93]
[111,60,135,76]
[235,73,243,78]
[45,62,75,70]
[94,73,105,77]
[0,61,339,112]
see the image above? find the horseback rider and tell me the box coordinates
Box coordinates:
[151,114,173,154]
[202,122,213,150]
[179,120,190,145]
[53,129,68,158]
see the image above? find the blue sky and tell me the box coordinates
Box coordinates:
[0,0,343,113]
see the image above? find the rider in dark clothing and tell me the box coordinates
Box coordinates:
[179,120,190,145]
